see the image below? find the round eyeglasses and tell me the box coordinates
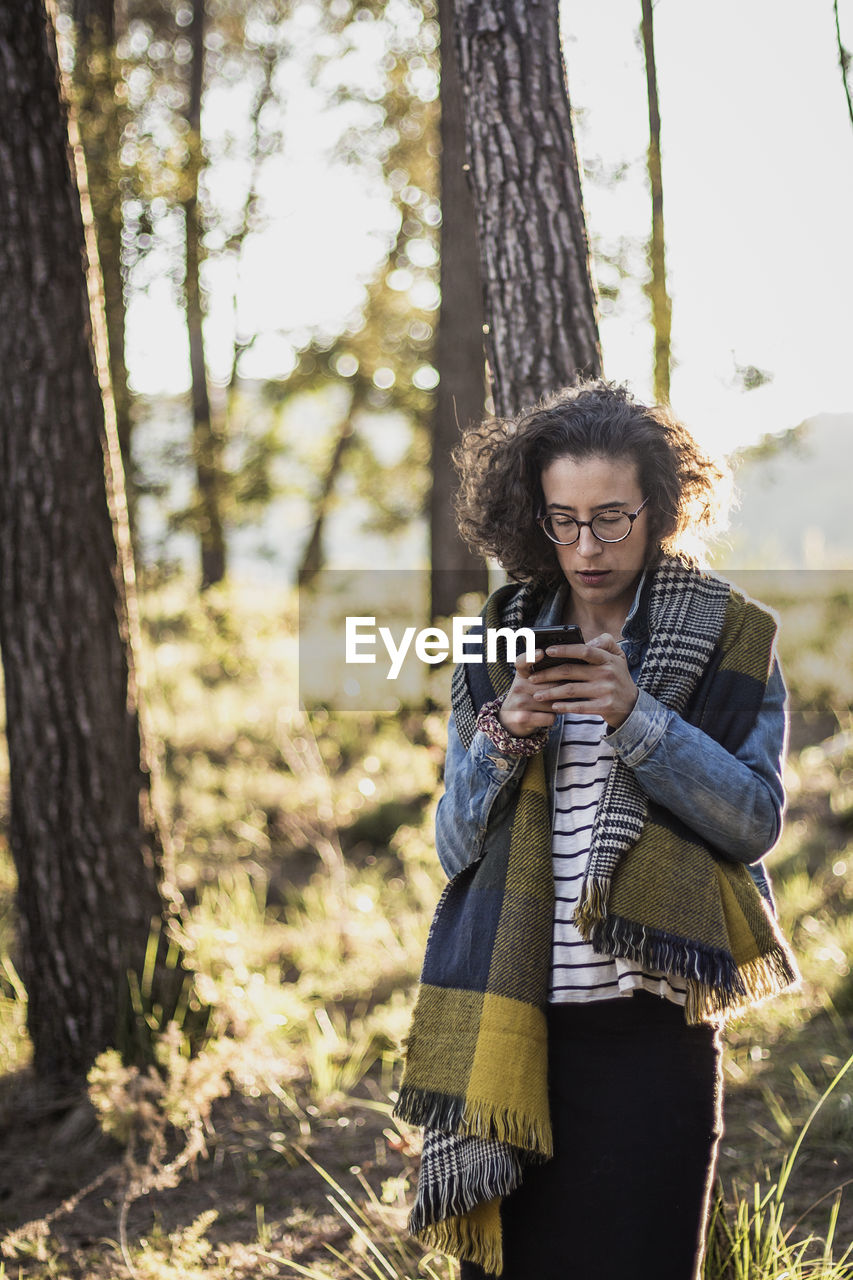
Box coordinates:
[538,496,650,546]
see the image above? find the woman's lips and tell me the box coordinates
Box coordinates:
[576,569,610,586]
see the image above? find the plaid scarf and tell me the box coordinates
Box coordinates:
[394,560,798,1275]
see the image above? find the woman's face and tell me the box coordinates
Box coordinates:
[539,453,651,620]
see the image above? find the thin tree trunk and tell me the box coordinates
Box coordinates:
[834,0,853,135]
[184,0,226,589]
[224,41,276,398]
[450,0,601,418]
[72,0,137,528]
[640,0,672,404]
[0,0,168,1080]
[432,0,488,619]
[298,384,368,585]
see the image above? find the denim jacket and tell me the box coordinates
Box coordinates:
[435,576,787,909]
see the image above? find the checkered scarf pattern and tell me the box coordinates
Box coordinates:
[408,1128,523,1272]
[396,559,799,1274]
[578,560,733,907]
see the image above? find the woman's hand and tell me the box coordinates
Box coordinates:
[527,634,639,729]
[497,650,561,737]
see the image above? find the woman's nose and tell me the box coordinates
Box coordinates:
[576,524,601,556]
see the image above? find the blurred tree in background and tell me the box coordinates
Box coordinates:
[640,0,671,405]
[835,0,853,135]
[72,0,137,519]
[182,0,227,587]
[279,0,442,584]
[69,0,294,587]
[66,0,445,588]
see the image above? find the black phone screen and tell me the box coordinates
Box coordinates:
[530,624,585,672]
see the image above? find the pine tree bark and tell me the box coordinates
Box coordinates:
[431,0,489,618]
[73,0,137,525]
[0,0,166,1080]
[450,0,601,419]
[184,0,226,589]
[640,0,672,404]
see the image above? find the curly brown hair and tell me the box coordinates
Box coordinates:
[453,380,728,586]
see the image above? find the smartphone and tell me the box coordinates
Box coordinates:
[530,623,585,672]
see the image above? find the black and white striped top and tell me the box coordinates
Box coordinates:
[549,712,687,1007]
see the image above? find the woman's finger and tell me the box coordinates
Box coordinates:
[530,660,598,685]
[533,678,600,703]
[515,648,544,674]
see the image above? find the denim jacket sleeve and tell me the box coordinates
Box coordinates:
[434,712,528,878]
[604,659,788,866]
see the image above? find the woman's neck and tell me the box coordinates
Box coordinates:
[566,600,630,641]
[559,566,646,641]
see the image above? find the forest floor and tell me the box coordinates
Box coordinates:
[0,999,851,1279]
[0,1064,421,1278]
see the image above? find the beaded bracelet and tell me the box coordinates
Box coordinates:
[475,696,550,757]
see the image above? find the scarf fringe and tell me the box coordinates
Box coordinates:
[685,945,800,1025]
[572,875,610,936]
[573,904,744,992]
[395,1085,553,1157]
[573,906,799,1024]
[408,1157,518,1235]
[394,1085,464,1135]
[412,1209,503,1276]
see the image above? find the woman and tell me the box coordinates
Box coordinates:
[394,381,798,1280]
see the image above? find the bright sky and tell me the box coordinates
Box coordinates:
[563,0,853,456]
[126,0,853,461]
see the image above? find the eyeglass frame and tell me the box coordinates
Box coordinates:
[537,495,651,546]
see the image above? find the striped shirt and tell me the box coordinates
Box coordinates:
[549,712,687,1007]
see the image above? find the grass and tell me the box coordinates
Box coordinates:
[269,1148,457,1280]
[0,577,852,1275]
[705,1051,853,1279]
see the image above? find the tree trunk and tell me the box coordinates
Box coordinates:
[431,0,489,619]
[73,0,113,33]
[450,0,601,419]
[72,0,137,528]
[0,0,166,1081]
[297,388,363,586]
[834,0,853,136]
[184,0,226,589]
[640,0,672,404]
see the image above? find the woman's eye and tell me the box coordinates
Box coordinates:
[597,512,624,524]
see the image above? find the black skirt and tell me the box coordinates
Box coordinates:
[460,992,722,1280]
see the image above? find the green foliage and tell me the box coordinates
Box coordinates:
[270,1148,457,1280]
[705,1055,853,1279]
[64,0,443,578]
[0,954,27,1077]
[724,575,853,724]
[87,1024,232,1151]
[81,0,438,576]
[266,0,441,570]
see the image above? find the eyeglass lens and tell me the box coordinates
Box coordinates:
[542,512,632,544]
